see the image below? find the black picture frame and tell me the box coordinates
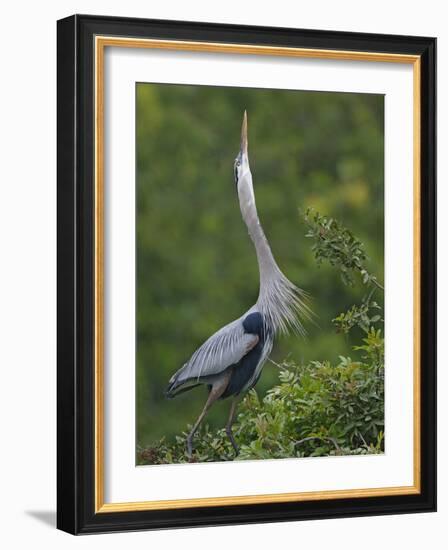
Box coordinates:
[57,14,436,535]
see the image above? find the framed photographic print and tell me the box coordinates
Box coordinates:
[57,14,436,534]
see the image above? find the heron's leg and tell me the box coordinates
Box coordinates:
[226,396,242,456]
[186,372,231,458]
[186,394,215,458]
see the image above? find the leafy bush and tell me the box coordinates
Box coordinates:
[138,211,384,465]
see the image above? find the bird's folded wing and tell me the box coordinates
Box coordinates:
[174,318,259,384]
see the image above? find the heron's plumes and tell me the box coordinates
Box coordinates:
[257,268,313,338]
[240,110,248,154]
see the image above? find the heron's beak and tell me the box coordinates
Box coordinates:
[240,110,248,156]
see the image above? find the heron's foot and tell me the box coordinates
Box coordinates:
[226,427,239,456]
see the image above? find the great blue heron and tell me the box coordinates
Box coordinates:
[166,111,310,457]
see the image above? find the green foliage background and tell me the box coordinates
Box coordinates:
[136,83,384,454]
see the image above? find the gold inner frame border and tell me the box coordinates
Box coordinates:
[94,35,421,513]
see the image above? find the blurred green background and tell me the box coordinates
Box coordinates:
[136,83,384,451]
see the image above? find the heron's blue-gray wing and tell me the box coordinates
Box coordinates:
[168,317,259,390]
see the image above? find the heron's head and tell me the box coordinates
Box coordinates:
[234,111,255,209]
[234,110,250,185]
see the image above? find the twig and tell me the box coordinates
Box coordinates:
[268,358,289,371]
[371,278,384,291]
[358,431,369,449]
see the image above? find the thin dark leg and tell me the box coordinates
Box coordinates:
[186,394,215,458]
[226,396,241,456]
[186,373,230,458]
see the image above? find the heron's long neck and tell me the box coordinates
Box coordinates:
[238,173,308,336]
[238,183,280,291]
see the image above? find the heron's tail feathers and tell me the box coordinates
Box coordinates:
[165,381,200,399]
[165,368,200,399]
